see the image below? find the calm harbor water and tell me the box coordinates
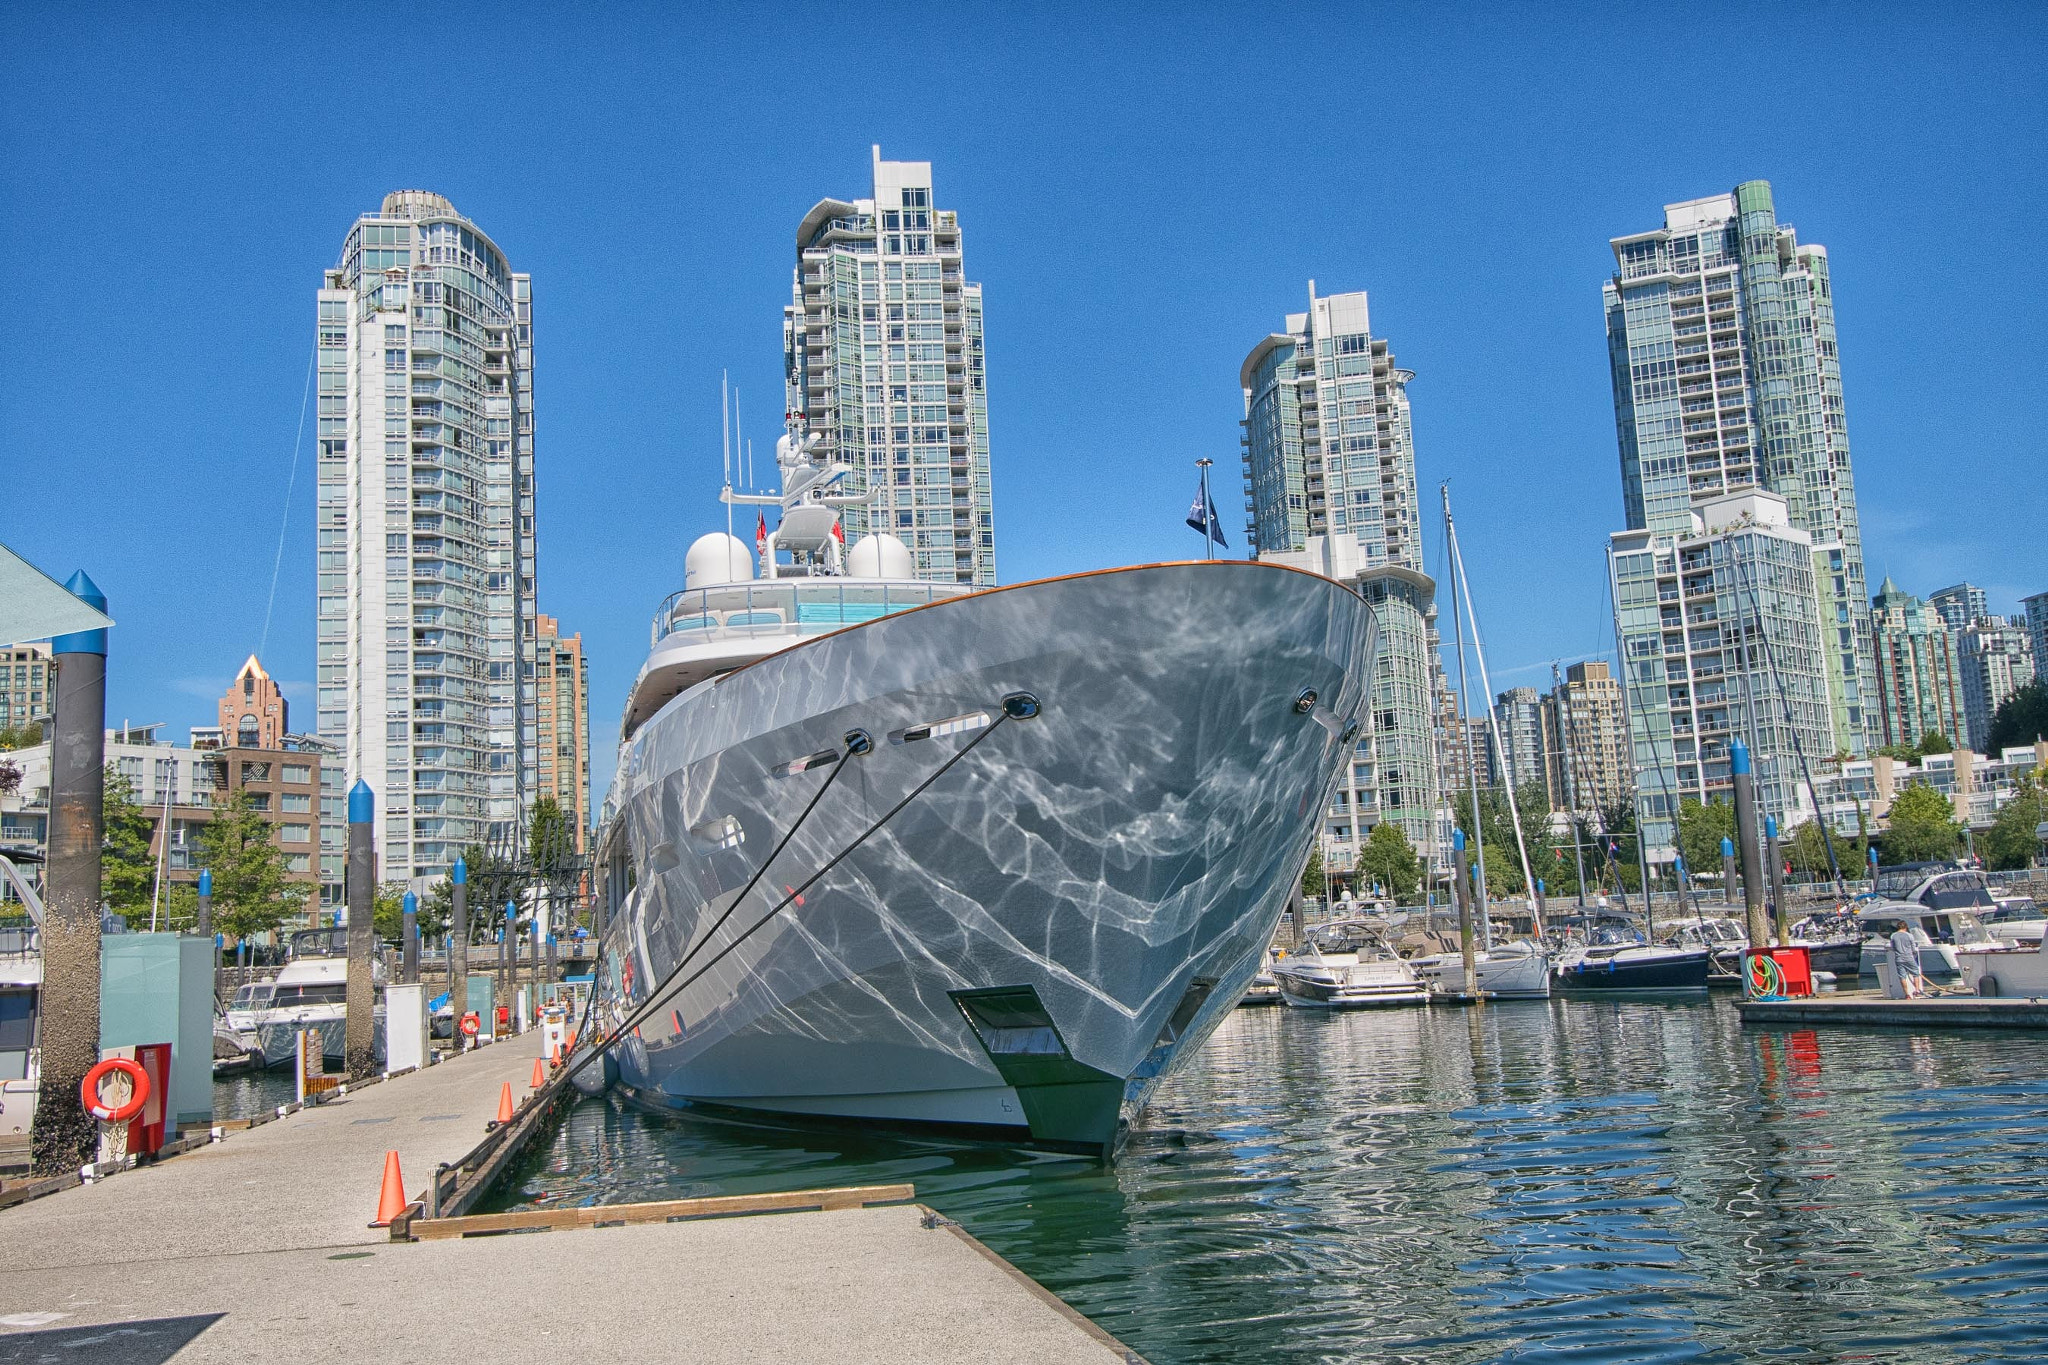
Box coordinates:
[499,998,2047,1362]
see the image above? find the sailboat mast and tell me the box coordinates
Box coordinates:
[1442,485,1490,949]
[1445,488,1540,941]
[1553,661,1590,907]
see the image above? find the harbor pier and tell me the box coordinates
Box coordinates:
[0,1034,1140,1363]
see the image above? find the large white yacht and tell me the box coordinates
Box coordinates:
[578,422,1376,1155]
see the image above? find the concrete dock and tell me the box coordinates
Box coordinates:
[1740,992,2048,1028]
[0,1035,1139,1363]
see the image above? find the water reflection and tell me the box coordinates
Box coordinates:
[500,999,2048,1363]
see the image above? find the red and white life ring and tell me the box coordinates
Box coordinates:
[459,1012,481,1037]
[80,1058,149,1124]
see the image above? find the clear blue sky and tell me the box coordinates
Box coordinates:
[4,4,2043,807]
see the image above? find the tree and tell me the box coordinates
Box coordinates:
[101,764,157,919]
[1875,742,1921,763]
[1355,821,1421,900]
[1300,845,1324,900]
[198,789,305,940]
[1674,797,1736,885]
[1983,774,2046,872]
[1450,780,1552,895]
[1785,819,1838,881]
[1918,731,1953,757]
[0,722,42,751]
[1986,681,2048,755]
[1882,783,1961,864]
[528,796,574,880]
[0,756,20,796]
[372,879,449,942]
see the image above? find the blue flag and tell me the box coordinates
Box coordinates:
[1186,484,1228,547]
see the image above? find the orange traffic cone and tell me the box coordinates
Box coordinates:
[530,1057,546,1088]
[495,1081,515,1125]
[370,1150,406,1227]
[551,1043,563,1068]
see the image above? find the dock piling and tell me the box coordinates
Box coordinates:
[29,571,108,1177]
[1730,739,1771,951]
[346,780,377,1079]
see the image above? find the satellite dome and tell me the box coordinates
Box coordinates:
[684,533,755,589]
[845,533,914,580]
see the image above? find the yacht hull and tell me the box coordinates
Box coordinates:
[1554,948,1711,995]
[590,563,1374,1155]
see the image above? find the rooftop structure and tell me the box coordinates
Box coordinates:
[1928,583,1989,634]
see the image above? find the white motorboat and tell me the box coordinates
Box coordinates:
[248,928,384,1069]
[1238,949,1283,1007]
[1956,940,2048,998]
[1983,895,2046,947]
[1852,900,2002,983]
[221,978,275,1054]
[1272,924,1429,1009]
[1410,938,1550,1000]
[0,942,39,1151]
[578,418,1376,1156]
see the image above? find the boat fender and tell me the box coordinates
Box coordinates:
[81,1057,150,1124]
[568,1047,618,1098]
[1978,974,2001,998]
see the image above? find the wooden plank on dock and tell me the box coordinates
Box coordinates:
[409,1183,918,1240]
[1739,995,2048,1028]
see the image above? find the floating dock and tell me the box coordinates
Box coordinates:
[0,1036,1142,1363]
[1739,992,2048,1029]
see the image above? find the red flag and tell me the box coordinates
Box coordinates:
[755,511,768,553]
[831,517,844,544]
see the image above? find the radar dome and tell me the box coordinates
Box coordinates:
[684,533,755,589]
[846,533,914,580]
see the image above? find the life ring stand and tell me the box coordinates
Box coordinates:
[81,1057,150,1124]
[459,1012,481,1037]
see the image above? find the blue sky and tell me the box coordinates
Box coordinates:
[3,4,2043,807]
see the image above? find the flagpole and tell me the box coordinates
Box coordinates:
[1196,458,1214,560]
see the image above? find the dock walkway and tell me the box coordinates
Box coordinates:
[0,1035,1135,1363]
[1740,992,2048,1028]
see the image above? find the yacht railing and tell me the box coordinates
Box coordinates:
[649,580,965,648]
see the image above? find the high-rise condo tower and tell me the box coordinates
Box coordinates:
[1604,181,1873,757]
[1243,286,1442,870]
[784,148,994,585]
[316,191,535,886]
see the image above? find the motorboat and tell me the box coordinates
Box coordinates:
[1982,895,2046,947]
[1271,923,1429,1009]
[221,977,274,1054]
[0,939,39,1156]
[578,417,1375,1156]
[1552,923,1710,995]
[1660,916,1748,987]
[1238,949,1282,1007]
[248,928,384,1069]
[1853,904,1999,982]
[1853,868,2007,981]
[1410,938,1550,1000]
[1788,908,1866,978]
[1956,939,2048,997]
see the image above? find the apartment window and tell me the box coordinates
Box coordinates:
[281,823,311,843]
[281,792,311,813]
[282,764,312,784]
